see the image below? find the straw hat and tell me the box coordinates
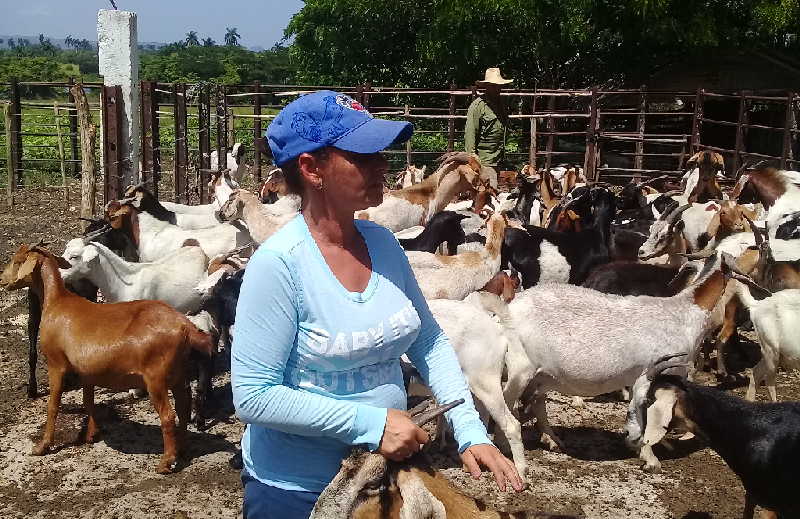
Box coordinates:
[476,68,513,86]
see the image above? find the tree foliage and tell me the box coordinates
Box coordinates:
[285,0,800,88]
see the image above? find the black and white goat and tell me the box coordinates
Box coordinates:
[625,354,800,518]
[397,211,469,255]
[501,186,616,288]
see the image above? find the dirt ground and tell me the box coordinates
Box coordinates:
[1,187,796,518]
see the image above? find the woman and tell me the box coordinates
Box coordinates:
[231,90,522,518]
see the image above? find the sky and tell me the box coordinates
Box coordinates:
[0,0,305,48]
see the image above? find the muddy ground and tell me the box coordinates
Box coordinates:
[1,187,796,518]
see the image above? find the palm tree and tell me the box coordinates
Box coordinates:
[202,37,216,47]
[224,27,241,47]
[185,31,199,46]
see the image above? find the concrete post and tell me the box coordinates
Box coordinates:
[97,9,140,187]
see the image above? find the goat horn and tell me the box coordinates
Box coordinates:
[678,249,717,260]
[646,353,689,381]
[665,203,692,225]
[730,272,772,299]
[410,399,465,427]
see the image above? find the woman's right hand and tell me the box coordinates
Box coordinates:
[377,409,429,461]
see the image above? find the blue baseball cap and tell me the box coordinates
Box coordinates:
[266,90,413,166]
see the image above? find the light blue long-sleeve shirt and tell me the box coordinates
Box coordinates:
[231,214,491,492]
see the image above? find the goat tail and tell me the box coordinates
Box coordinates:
[185,325,214,358]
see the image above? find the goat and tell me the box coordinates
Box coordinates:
[398,211,469,255]
[122,184,220,230]
[405,211,507,300]
[506,251,745,451]
[508,173,540,226]
[399,164,427,188]
[581,262,682,297]
[210,142,247,183]
[683,150,724,203]
[215,189,298,244]
[732,165,800,240]
[625,355,800,518]
[60,240,209,314]
[258,167,288,204]
[310,400,574,519]
[107,190,252,262]
[161,169,240,215]
[0,244,214,473]
[502,186,616,288]
[356,153,482,232]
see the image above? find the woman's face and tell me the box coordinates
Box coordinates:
[319,148,389,212]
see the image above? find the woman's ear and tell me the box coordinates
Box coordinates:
[297,152,324,191]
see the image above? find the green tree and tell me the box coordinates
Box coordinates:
[186,31,200,46]
[224,27,241,47]
[202,37,216,47]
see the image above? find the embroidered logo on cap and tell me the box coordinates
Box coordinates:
[335,94,372,117]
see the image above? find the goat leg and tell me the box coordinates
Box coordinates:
[32,367,66,456]
[26,289,41,398]
[172,381,191,450]
[532,395,563,452]
[82,385,99,444]
[743,493,755,519]
[146,378,179,474]
[192,352,214,430]
[715,298,740,379]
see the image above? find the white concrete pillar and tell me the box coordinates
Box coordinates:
[97,9,140,186]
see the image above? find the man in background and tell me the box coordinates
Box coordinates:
[464,68,513,188]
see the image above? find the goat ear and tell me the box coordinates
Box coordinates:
[686,152,700,168]
[642,388,678,446]
[16,254,39,281]
[705,211,721,237]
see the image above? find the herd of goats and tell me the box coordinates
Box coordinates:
[2,147,800,518]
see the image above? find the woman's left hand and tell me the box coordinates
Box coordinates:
[459,444,524,492]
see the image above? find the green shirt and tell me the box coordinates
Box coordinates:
[464,96,507,167]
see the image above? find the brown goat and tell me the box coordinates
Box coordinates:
[480,271,520,302]
[686,151,724,203]
[0,244,213,474]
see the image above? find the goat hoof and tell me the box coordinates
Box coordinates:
[642,462,662,474]
[27,388,38,399]
[156,456,178,474]
[31,443,49,456]
[229,451,243,470]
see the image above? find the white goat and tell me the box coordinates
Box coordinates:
[210,142,247,183]
[506,252,740,451]
[406,211,506,300]
[60,240,209,314]
[161,170,239,215]
[215,189,298,244]
[106,195,252,262]
[400,164,426,188]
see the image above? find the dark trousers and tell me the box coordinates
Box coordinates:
[242,470,321,519]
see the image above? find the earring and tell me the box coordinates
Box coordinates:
[316,179,324,191]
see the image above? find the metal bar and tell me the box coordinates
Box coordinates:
[545,96,556,171]
[585,89,599,181]
[598,111,695,116]
[53,101,67,201]
[101,85,123,203]
[691,88,704,152]
[198,85,211,204]
[173,83,188,204]
[734,91,748,173]
[216,85,226,174]
[447,82,455,152]
[140,80,161,198]
[10,79,23,186]
[4,104,16,206]
[253,81,262,182]
[634,87,646,171]
[782,91,795,168]
[529,96,537,167]
[405,104,411,165]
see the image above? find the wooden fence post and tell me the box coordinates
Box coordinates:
[71,82,98,228]
[101,85,123,204]
[584,89,599,181]
[734,91,748,173]
[198,85,211,204]
[544,95,556,171]
[634,87,647,176]
[363,82,372,109]
[253,81,262,182]
[447,82,456,152]
[4,103,16,207]
[782,91,795,169]
[10,78,22,187]
[68,77,80,176]
[690,88,704,153]
[140,80,161,198]
[173,83,188,203]
[529,96,537,167]
[53,102,68,202]
[222,85,231,148]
